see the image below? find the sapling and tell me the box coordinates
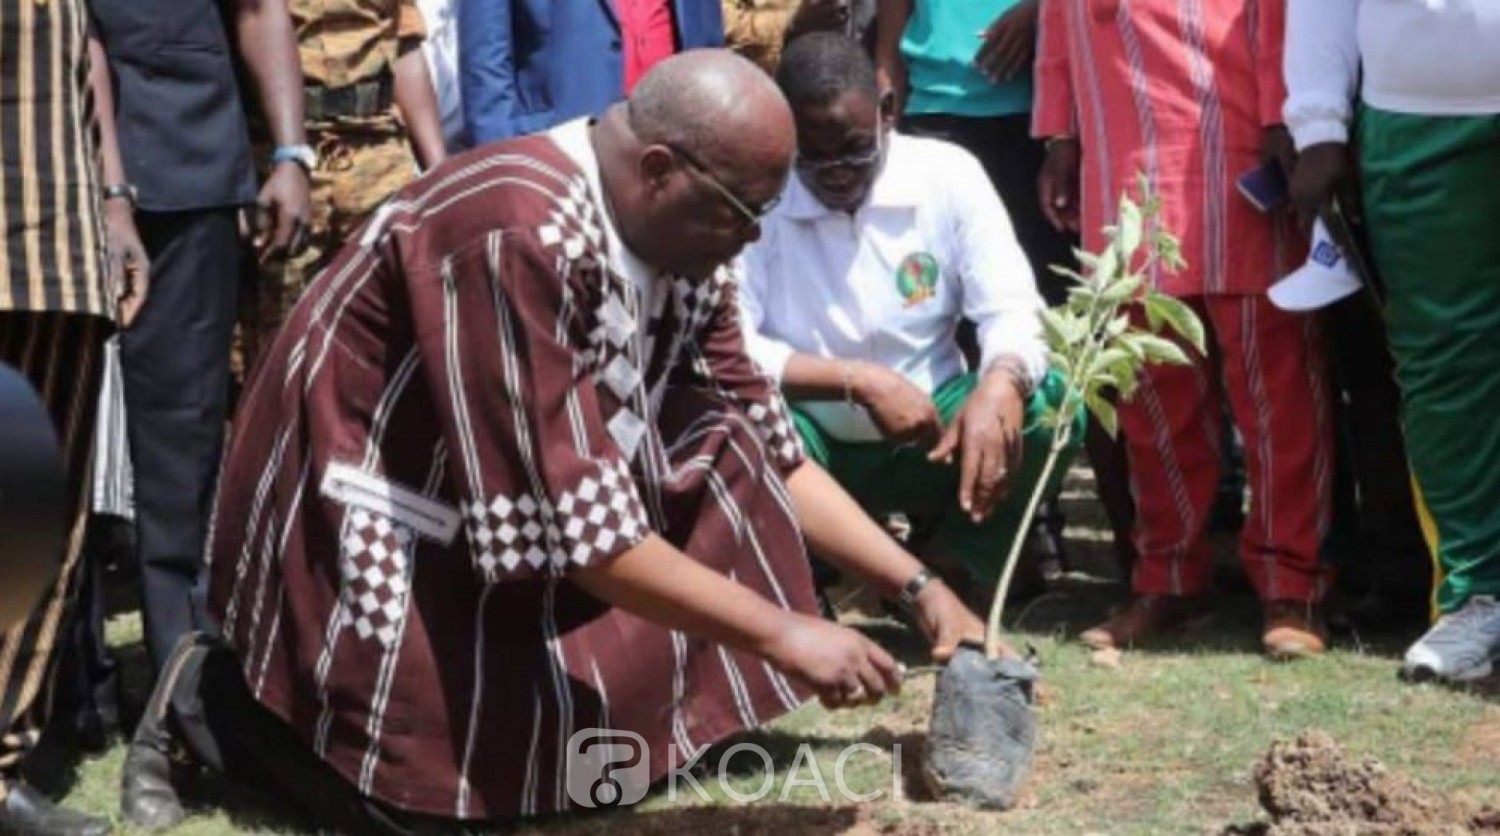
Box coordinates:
[982,178,1206,659]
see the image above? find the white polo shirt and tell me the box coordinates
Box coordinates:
[739,132,1045,442]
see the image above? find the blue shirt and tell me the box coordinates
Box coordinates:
[902,0,1033,118]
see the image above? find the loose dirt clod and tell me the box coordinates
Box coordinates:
[1231,730,1500,835]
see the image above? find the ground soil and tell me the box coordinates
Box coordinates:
[1229,730,1500,836]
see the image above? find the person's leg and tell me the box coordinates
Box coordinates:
[0,312,110,835]
[1323,292,1430,625]
[1210,295,1334,656]
[123,634,444,835]
[121,210,239,677]
[1081,301,1223,648]
[1360,109,1500,679]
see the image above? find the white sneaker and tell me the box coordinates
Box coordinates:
[1401,595,1500,683]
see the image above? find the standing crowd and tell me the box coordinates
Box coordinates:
[1,0,1497,833]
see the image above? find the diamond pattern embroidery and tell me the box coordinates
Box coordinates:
[553,461,648,567]
[672,275,722,337]
[537,177,604,265]
[462,461,648,578]
[339,509,415,648]
[464,492,557,576]
[745,399,804,466]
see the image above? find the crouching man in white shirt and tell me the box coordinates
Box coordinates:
[740,32,1082,593]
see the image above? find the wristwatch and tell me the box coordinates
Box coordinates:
[101,183,137,208]
[271,144,318,174]
[897,567,936,611]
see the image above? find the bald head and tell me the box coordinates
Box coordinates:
[627,50,795,174]
[591,50,795,279]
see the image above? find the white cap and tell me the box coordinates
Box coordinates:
[1269,219,1361,311]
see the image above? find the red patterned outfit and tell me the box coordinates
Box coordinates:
[208,121,816,820]
[1033,0,1332,604]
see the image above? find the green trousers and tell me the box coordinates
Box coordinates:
[1360,107,1500,613]
[792,371,1081,585]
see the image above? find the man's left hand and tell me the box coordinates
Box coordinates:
[929,371,1025,523]
[104,200,150,328]
[1262,125,1298,186]
[255,162,312,263]
[975,0,1039,82]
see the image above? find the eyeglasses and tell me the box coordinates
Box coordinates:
[665,143,780,227]
[794,114,887,174]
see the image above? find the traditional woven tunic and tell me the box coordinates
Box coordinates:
[208,121,817,819]
[1031,0,1332,604]
[1033,0,1293,296]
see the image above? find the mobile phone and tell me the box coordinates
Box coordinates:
[1237,161,1289,213]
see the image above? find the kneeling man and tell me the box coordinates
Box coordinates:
[740,34,1079,591]
[118,51,982,833]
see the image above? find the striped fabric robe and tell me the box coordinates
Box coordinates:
[207,131,817,819]
[1033,0,1295,295]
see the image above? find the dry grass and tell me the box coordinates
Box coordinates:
[51,471,1500,834]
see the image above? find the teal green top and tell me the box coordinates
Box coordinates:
[902,0,1034,118]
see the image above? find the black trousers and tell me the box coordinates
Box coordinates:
[120,209,239,673]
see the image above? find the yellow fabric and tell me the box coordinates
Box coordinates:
[1411,476,1442,624]
[722,0,801,72]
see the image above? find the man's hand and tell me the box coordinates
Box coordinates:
[1290,141,1358,233]
[788,0,851,37]
[975,0,1039,82]
[928,372,1024,522]
[254,161,312,263]
[853,363,943,445]
[1262,125,1297,184]
[908,578,995,662]
[1039,137,1081,233]
[760,613,904,709]
[104,200,150,328]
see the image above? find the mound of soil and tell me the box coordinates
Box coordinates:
[1232,731,1500,836]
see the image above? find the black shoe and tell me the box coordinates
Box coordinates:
[0,782,110,836]
[119,742,183,832]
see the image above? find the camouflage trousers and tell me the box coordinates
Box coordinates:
[236,118,417,378]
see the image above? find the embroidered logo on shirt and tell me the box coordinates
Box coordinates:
[896,252,939,307]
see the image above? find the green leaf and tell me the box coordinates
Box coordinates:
[1073,248,1100,272]
[1118,197,1144,258]
[1088,346,1133,379]
[1142,293,1207,357]
[1106,313,1131,337]
[1049,264,1090,289]
[1134,333,1192,366]
[1040,307,1069,348]
[1085,391,1119,438]
[1099,273,1144,304]
[1093,244,1121,285]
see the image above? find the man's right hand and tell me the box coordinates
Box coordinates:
[1038,138,1081,233]
[853,363,942,445]
[760,614,903,709]
[1290,141,1357,233]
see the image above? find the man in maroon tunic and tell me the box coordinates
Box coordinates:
[119,51,985,832]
